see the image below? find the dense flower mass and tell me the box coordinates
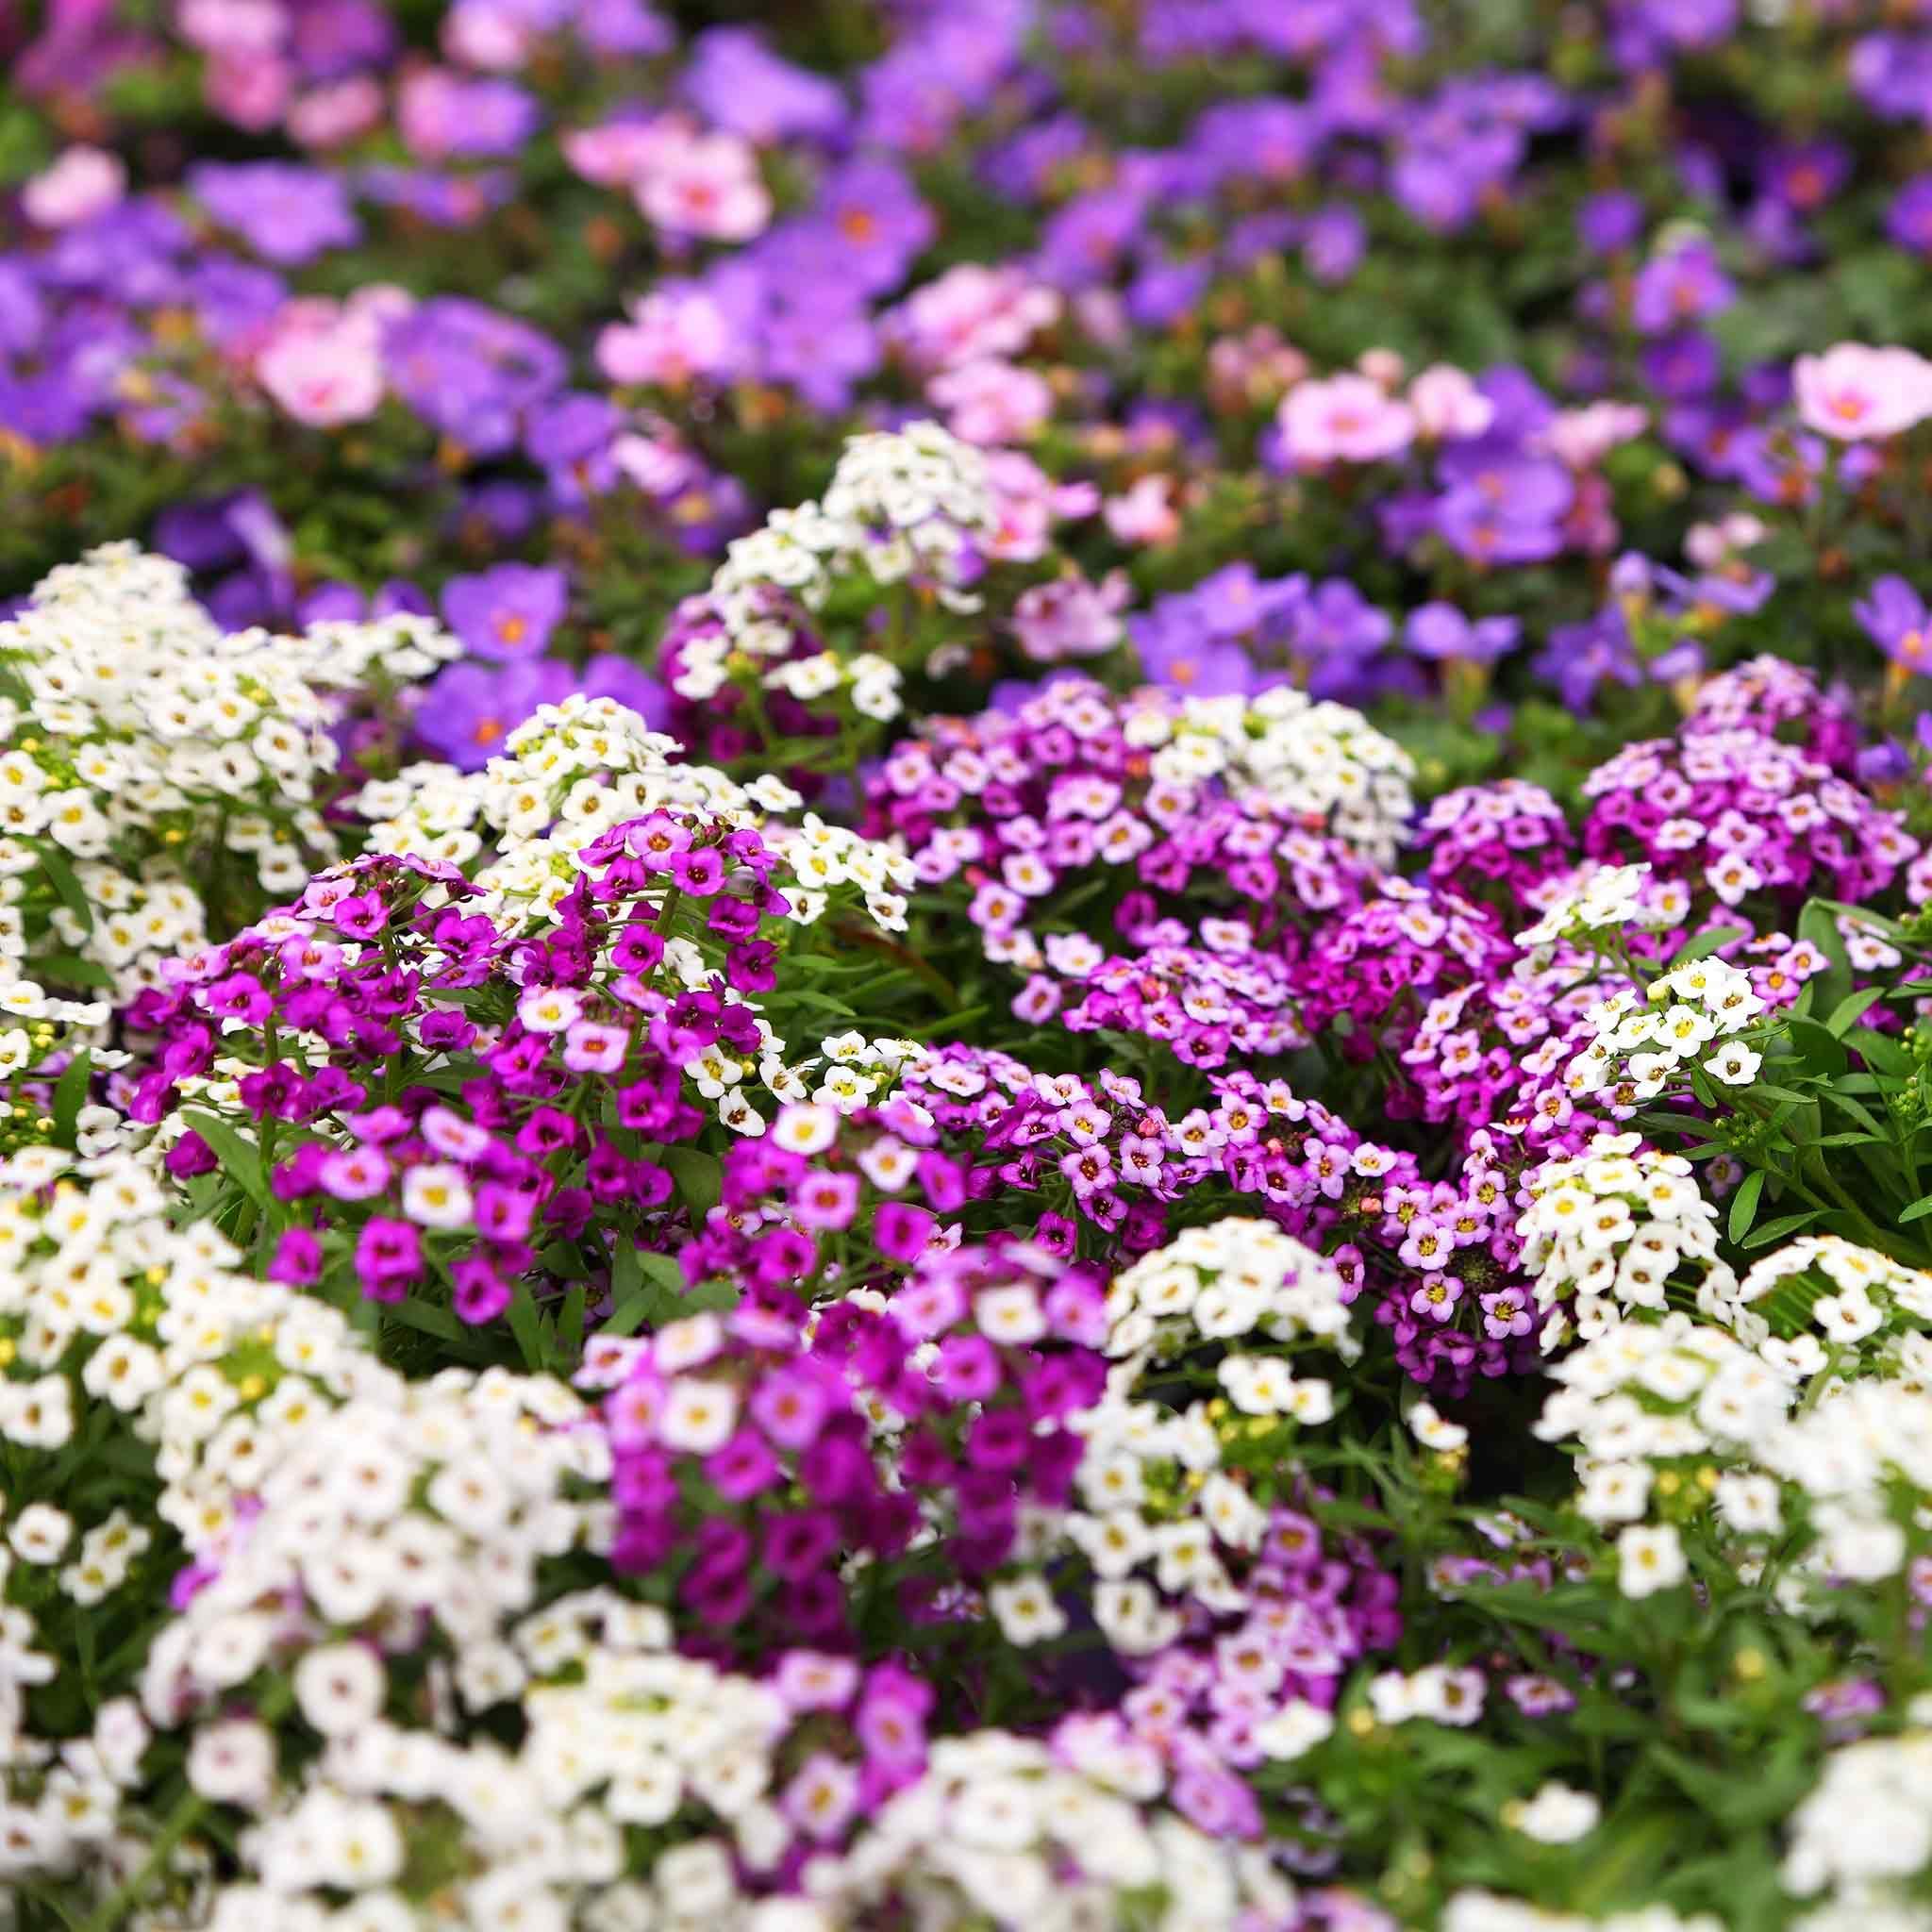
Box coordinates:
[10,3,1932,1928]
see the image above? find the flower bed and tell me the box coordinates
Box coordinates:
[3,3,1932,1928]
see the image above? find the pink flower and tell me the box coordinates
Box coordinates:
[1012,572,1128,664]
[1793,343,1932,441]
[890,262,1060,371]
[1103,474,1180,546]
[177,0,284,55]
[928,358,1054,444]
[1540,401,1649,469]
[205,49,293,132]
[256,302,384,427]
[1407,364,1495,441]
[597,289,732,387]
[22,145,126,228]
[637,131,771,242]
[288,76,384,150]
[561,117,686,189]
[1276,373,1417,467]
[441,0,537,70]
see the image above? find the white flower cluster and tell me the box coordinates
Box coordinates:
[1517,1133,1736,1344]
[1782,1731,1932,1925]
[0,1148,301,1548]
[1737,1234,1932,1364]
[1122,685,1415,869]
[707,1033,932,1140]
[1058,1390,1305,1657]
[1533,1312,1795,1538]
[361,694,918,936]
[1566,957,1769,1107]
[1102,1218,1356,1422]
[1366,1662,1487,1726]
[1752,1374,1932,1590]
[795,1730,1292,1932]
[0,543,454,994]
[676,421,997,713]
[1442,1891,1723,1932]
[1514,861,1674,958]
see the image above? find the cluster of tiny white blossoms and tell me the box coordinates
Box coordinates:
[1780,1729,1932,1930]
[1513,861,1675,959]
[675,421,998,717]
[1365,1662,1488,1727]
[1565,956,1769,1108]
[1441,1892,1724,1932]
[1751,1374,1932,1591]
[1532,1312,1795,1547]
[0,1148,307,1557]
[130,1370,618,1917]
[704,1034,932,1140]
[1121,685,1415,869]
[1102,1218,1356,1421]
[361,694,919,935]
[794,1730,1292,1932]
[1736,1234,1932,1367]
[1056,1391,1283,1655]
[0,543,454,994]
[1517,1133,1736,1344]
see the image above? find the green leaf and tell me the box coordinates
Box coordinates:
[33,842,93,934]
[182,1109,268,1209]
[1784,1018,1848,1078]
[1727,1169,1766,1244]
[1741,1209,1824,1248]
[1899,1195,1932,1226]
[1671,926,1746,966]
[663,1146,721,1219]
[605,1244,688,1337]
[51,1049,91,1141]
[1825,987,1888,1038]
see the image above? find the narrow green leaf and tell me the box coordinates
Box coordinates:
[1727,1169,1766,1244]
[182,1109,269,1209]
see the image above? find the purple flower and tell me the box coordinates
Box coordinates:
[1855,575,1932,675]
[1890,175,1932,257]
[187,162,359,266]
[355,1216,423,1301]
[1630,242,1734,336]
[1405,604,1520,666]
[414,658,577,770]
[442,564,568,663]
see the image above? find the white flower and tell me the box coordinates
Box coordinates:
[988,1574,1068,1645]
[1509,1782,1601,1844]
[1616,1523,1687,1598]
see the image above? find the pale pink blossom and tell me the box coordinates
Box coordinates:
[981,450,1094,563]
[637,132,771,242]
[1540,401,1649,470]
[1012,571,1129,664]
[205,49,292,131]
[597,290,732,387]
[927,358,1054,445]
[1407,364,1496,441]
[176,0,285,54]
[612,428,702,499]
[561,116,686,188]
[255,300,385,427]
[21,146,126,228]
[1276,374,1417,467]
[888,262,1060,372]
[441,0,536,70]
[1103,474,1180,546]
[1357,348,1407,388]
[288,76,384,149]
[1793,343,1932,441]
